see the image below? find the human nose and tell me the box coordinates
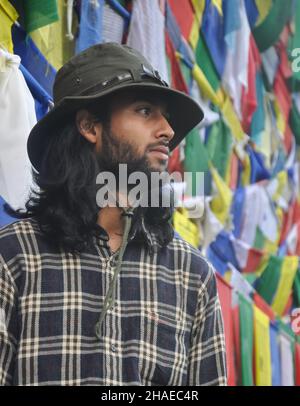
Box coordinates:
[155,113,175,142]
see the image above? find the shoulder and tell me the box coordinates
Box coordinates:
[0,218,42,264]
[168,232,216,289]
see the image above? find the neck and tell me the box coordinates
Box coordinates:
[97,206,125,236]
[97,191,131,236]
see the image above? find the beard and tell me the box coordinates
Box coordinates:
[95,124,173,209]
[96,123,153,181]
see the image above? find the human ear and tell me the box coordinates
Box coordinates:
[76,109,102,144]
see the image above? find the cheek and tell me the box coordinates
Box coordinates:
[111,120,148,153]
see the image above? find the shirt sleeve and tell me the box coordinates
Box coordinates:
[0,256,18,385]
[187,263,227,386]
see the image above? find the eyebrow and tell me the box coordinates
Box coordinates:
[130,96,169,115]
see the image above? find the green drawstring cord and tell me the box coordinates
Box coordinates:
[95,207,134,339]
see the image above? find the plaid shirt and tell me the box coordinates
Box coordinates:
[0,218,227,386]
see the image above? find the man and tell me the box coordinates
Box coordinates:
[0,43,227,385]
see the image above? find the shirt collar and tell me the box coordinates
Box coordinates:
[94,215,161,254]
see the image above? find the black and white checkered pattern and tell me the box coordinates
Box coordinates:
[0,218,227,386]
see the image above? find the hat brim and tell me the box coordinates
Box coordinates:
[27,82,204,172]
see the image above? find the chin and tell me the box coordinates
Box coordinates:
[150,161,168,173]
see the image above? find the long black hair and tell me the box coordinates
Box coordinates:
[20,108,174,254]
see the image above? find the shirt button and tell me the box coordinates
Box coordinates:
[111,344,117,352]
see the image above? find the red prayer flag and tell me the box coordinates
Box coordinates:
[167,0,194,41]
[284,123,293,154]
[241,36,261,133]
[168,146,184,176]
[216,274,236,386]
[243,247,265,273]
[165,32,189,93]
[274,70,291,124]
[232,305,241,384]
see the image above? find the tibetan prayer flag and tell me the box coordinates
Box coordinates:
[270,323,281,386]
[189,0,205,49]
[253,0,293,52]
[184,128,211,196]
[168,0,194,42]
[255,0,272,26]
[205,120,233,179]
[253,305,272,386]
[244,0,259,28]
[279,331,295,386]
[173,209,199,248]
[253,292,276,321]
[239,294,254,386]
[0,0,19,53]
[209,231,239,271]
[256,255,282,305]
[272,256,298,315]
[24,0,59,33]
[201,0,226,78]
[216,274,236,385]
[195,32,221,93]
[210,164,233,225]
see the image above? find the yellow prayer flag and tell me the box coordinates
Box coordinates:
[224,149,232,187]
[253,305,272,386]
[241,153,251,186]
[209,164,233,224]
[220,93,246,142]
[272,256,298,316]
[255,0,272,26]
[189,19,200,50]
[191,0,206,21]
[212,0,223,16]
[30,0,76,70]
[0,0,19,53]
[189,0,206,49]
[273,171,288,203]
[273,98,286,135]
[264,237,280,255]
[258,99,272,167]
[192,64,221,105]
[173,209,200,248]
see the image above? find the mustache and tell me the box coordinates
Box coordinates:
[147,141,169,149]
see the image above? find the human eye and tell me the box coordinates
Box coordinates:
[136,105,152,117]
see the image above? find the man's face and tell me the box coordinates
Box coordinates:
[97,90,175,175]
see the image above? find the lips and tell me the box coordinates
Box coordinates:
[149,145,169,156]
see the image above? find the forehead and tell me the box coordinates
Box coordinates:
[109,89,168,111]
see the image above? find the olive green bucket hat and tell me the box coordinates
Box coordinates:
[27,42,204,172]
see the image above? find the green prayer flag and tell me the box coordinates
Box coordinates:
[239,294,254,386]
[253,227,266,250]
[184,128,211,196]
[24,0,59,33]
[205,119,232,179]
[256,255,282,305]
[293,269,300,307]
[253,0,293,52]
[289,102,300,145]
[195,32,220,92]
